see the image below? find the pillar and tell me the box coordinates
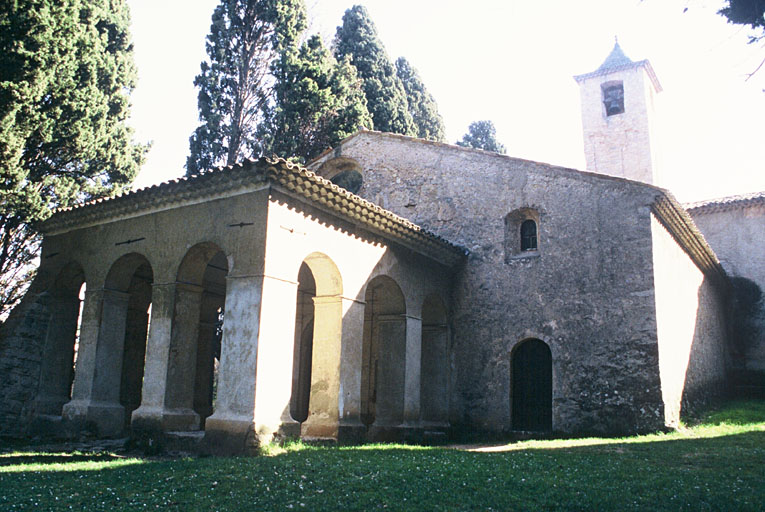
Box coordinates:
[301,295,342,439]
[338,296,366,442]
[402,315,422,427]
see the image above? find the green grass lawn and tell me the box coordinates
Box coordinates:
[1,400,764,511]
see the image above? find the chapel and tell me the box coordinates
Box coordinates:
[0,42,761,454]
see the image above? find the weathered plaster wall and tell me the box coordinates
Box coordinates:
[313,133,668,434]
[0,187,271,436]
[650,215,728,426]
[690,203,765,372]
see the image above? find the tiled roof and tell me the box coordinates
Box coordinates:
[573,41,662,92]
[39,157,467,267]
[685,191,765,214]
[651,193,727,286]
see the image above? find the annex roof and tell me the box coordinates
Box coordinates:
[685,191,765,214]
[39,157,467,268]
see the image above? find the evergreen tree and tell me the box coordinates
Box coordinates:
[395,57,446,142]
[260,35,372,163]
[186,0,307,175]
[334,5,415,136]
[0,0,145,319]
[456,120,507,154]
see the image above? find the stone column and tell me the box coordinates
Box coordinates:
[193,291,223,423]
[63,288,130,436]
[162,282,203,430]
[252,276,300,439]
[301,295,342,439]
[34,295,80,416]
[65,289,102,408]
[204,274,265,454]
[338,296,366,442]
[420,324,450,426]
[402,315,422,427]
[131,282,176,432]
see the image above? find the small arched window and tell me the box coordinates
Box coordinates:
[520,220,537,251]
[601,81,624,116]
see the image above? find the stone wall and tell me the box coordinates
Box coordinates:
[313,132,670,434]
[689,198,765,374]
[650,214,728,426]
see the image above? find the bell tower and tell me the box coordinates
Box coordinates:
[574,40,662,185]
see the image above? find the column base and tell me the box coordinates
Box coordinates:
[62,400,125,437]
[161,408,201,431]
[301,418,339,440]
[202,414,258,456]
[337,419,367,444]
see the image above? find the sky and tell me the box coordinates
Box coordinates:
[126,0,765,203]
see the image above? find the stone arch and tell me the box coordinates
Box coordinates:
[165,242,228,430]
[317,157,363,195]
[511,338,552,432]
[361,275,407,427]
[290,252,343,437]
[420,294,449,426]
[93,252,153,429]
[34,260,86,416]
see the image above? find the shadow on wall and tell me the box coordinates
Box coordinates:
[680,277,731,419]
[726,277,765,395]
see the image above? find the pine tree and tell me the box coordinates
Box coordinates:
[395,57,446,142]
[457,120,507,154]
[333,5,415,136]
[0,0,145,319]
[186,0,307,175]
[260,35,372,163]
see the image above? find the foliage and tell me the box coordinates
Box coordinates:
[334,5,415,136]
[186,0,307,175]
[259,35,372,163]
[2,400,764,511]
[395,57,446,142]
[718,0,765,42]
[0,0,145,319]
[456,120,506,154]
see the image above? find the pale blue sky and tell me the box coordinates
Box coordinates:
[127,0,765,202]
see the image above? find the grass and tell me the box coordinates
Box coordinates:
[1,400,763,511]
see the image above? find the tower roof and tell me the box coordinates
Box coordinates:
[573,40,662,92]
[596,40,633,71]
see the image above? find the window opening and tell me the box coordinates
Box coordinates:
[520,220,538,251]
[602,82,624,116]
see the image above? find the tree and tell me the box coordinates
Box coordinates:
[395,57,446,142]
[186,0,307,175]
[333,5,415,136]
[718,0,765,41]
[260,35,372,163]
[456,120,507,154]
[0,0,145,320]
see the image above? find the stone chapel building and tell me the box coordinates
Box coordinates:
[0,42,760,454]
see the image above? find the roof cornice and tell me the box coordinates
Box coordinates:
[651,192,727,287]
[573,59,662,93]
[39,158,467,268]
[685,191,765,215]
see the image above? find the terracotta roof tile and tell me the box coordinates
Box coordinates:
[685,191,765,214]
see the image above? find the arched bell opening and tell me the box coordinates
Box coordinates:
[361,275,406,427]
[511,338,552,432]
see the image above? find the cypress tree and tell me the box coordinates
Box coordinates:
[457,120,507,154]
[395,57,446,142]
[186,0,307,175]
[261,35,372,163]
[0,0,145,318]
[333,5,415,136]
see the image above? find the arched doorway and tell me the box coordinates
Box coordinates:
[35,261,86,416]
[290,252,343,438]
[92,253,153,428]
[167,243,228,430]
[511,338,552,431]
[361,275,406,427]
[420,294,449,425]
